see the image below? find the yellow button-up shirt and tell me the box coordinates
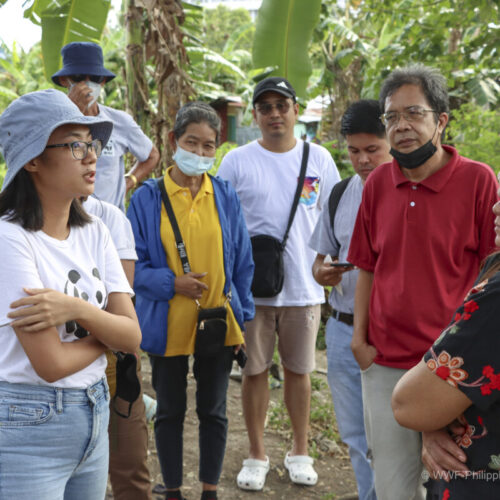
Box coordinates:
[160,168,243,356]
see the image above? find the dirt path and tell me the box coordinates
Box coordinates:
[110,350,359,500]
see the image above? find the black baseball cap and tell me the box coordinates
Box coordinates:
[252,77,297,106]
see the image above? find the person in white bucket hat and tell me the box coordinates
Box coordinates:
[0,89,141,500]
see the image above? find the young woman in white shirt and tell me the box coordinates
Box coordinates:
[0,89,141,500]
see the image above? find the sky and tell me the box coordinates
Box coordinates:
[0,0,122,51]
[0,1,41,51]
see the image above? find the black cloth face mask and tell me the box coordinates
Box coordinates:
[390,140,437,170]
[390,121,439,170]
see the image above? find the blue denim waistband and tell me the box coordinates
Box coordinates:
[0,378,109,404]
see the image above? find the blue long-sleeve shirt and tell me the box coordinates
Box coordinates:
[127,176,255,355]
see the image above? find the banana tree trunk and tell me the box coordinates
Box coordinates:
[140,0,196,174]
[126,0,149,133]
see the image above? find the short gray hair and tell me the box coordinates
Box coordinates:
[380,64,449,120]
[173,101,221,145]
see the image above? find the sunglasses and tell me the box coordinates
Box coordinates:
[70,75,106,84]
[255,101,291,115]
[45,139,103,160]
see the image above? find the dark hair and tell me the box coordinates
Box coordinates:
[380,64,449,119]
[341,99,386,138]
[479,252,500,282]
[0,169,91,231]
[173,102,221,145]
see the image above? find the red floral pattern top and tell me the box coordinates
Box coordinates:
[423,254,500,498]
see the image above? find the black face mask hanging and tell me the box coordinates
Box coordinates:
[390,121,440,170]
[390,140,437,170]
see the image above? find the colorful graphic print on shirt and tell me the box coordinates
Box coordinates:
[300,176,320,206]
[64,267,106,339]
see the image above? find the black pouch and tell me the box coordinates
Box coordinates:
[250,235,284,298]
[195,306,227,357]
[113,352,141,418]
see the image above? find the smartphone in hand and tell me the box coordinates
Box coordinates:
[330,262,354,269]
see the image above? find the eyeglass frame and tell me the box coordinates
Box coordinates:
[254,100,293,116]
[45,139,103,160]
[380,106,438,127]
[69,74,106,84]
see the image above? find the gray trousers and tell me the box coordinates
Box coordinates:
[361,363,426,500]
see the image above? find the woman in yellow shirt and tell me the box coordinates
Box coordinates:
[128,102,255,500]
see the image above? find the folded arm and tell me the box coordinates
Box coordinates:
[9,288,141,354]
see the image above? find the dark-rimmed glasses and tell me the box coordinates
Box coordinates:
[380,106,437,127]
[45,139,103,160]
[255,101,291,115]
[70,75,106,84]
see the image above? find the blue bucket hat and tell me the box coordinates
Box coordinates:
[51,42,116,86]
[0,89,113,191]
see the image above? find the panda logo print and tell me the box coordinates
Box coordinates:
[64,267,106,339]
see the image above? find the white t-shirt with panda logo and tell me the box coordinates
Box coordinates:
[0,215,133,388]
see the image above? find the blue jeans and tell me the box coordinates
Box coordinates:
[326,317,376,500]
[150,347,234,488]
[0,378,110,500]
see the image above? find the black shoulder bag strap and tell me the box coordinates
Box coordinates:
[328,175,353,248]
[156,177,232,306]
[281,141,310,249]
[157,177,191,274]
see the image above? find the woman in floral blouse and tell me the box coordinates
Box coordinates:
[392,190,500,499]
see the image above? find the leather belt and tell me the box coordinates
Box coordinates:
[331,308,354,326]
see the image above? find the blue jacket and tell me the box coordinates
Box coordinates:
[127,176,255,355]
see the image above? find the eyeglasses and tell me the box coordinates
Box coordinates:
[70,75,106,84]
[255,101,291,115]
[380,106,437,127]
[45,139,103,160]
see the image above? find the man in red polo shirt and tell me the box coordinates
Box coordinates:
[347,64,498,499]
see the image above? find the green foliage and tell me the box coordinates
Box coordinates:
[252,0,322,99]
[0,158,6,186]
[204,6,253,54]
[24,0,112,81]
[0,41,50,110]
[267,399,291,432]
[316,0,499,108]
[311,374,327,391]
[316,320,327,350]
[447,103,500,174]
[209,141,238,176]
[310,392,337,441]
[314,0,499,144]
[321,140,354,178]
[182,2,255,100]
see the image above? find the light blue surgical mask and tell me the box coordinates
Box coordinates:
[173,145,216,176]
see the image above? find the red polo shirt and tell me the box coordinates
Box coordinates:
[348,146,498,369]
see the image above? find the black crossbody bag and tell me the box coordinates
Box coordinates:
[250,141,309,298]
[157,178,228,357]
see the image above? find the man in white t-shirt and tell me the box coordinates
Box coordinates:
[52,42,160,211]
[218,77,340,491]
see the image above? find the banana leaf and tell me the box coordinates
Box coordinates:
[252,0,321,99]
[23,0,111,81]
